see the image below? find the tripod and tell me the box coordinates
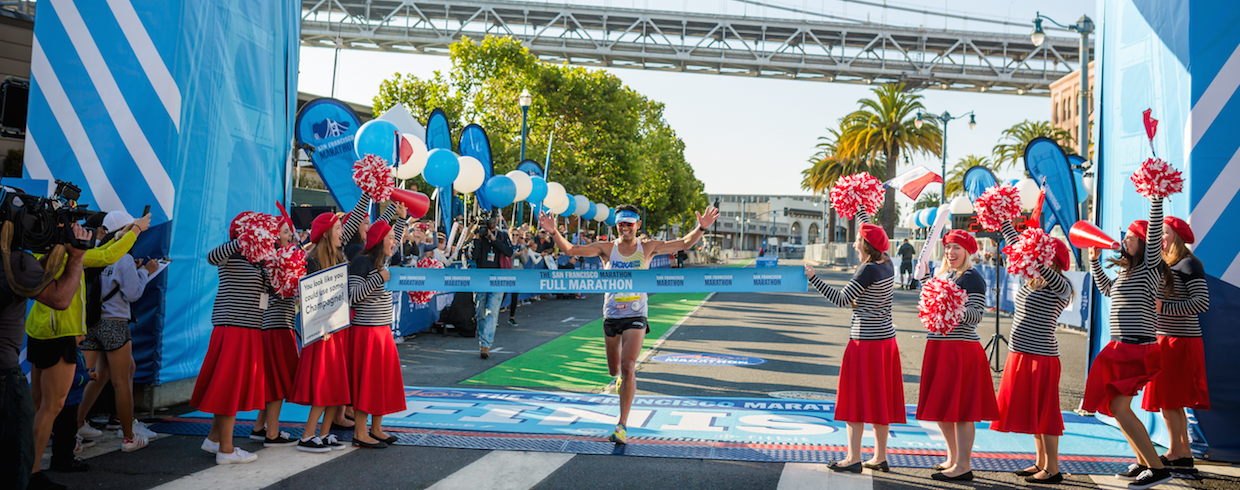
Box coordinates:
[982,254,1008,372]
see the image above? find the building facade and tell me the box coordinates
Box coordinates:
[707,193,843,250]
[1049,60,1095,155]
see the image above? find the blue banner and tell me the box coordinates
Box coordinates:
[426,109,454,233]
[516,159,544,178]
[961,166,1000,202]
[386,266,807,293]
[1024,138,1080,243]
[459,124,495,209]
[294,98,363,210]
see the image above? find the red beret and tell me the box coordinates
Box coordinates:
[1164,216,1194,244]
[943,229,978,255]
[274,201,294,235]
[365,220,392,251]
[1050,238,1071,270]
[309,212,338,244]
[859,223,889,253]
[1128,220,1148,242]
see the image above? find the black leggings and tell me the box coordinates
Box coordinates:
[51,403,79,465]
[508,292,519,318]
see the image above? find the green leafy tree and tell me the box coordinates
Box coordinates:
[943,155,997,198]
[802,124,871,244]
[991,120,1077,170]
[840,83,942,237]
[373,36,705,232]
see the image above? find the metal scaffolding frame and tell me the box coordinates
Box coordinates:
[301,0,1090,96]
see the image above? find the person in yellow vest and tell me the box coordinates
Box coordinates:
[26,212,149,482]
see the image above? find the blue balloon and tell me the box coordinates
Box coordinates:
[354,119,401,161]
[483,175,517,208]
[605,208,617,226]
[1008,179,1021,187]
[582,202,597,221]
[926,207,938,226]
[423,149,460,188]
[559,194,577,217]
[526,176,548,205]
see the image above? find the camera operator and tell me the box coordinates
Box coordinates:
[471,214,512,359]
[26,211,147,488]
[1,219,91,490]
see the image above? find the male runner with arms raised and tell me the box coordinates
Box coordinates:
[540,204,718,444]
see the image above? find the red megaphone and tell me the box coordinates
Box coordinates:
[390,188,430,219]
[1069,221,1120,251]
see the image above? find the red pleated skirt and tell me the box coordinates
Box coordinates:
[190,326,266,416]
[347,325,407,416]
[1142,336,1209,411]
[835,338,907,425]
[993,352,1064,435]
[916,340,1000,422]
[261,329,300,402]
[1083,341,1161,416]
[290,332,353,407]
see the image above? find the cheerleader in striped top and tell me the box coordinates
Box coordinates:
[917,229,998,482]
[347,202,408,448]
[1085,195,1172,488]
[1143,216,1210,470]
[251,207,301,447]
[992,220,1073,484]
[804,207,901,473]
[189,213,269,464]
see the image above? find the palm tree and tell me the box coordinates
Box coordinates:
[841,83,942,236]
[943,155,997,198]
[803,125,870,245]
[914,191,942,211]
[992,120,1077,169]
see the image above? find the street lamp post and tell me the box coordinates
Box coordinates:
[741,199,747,251]
[916,111,977,205]
[1032,12,1094,158]
[516,89,532,226]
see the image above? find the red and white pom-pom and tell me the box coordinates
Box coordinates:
[353,153,395,202]
[917,277,968,335]
[267,244,307,298]
[406,256,444,304]
[237,212,280,264]
[973,185,1022,231]
[1002,228,1057,280]
[829,172,885,220]
[1129,157,1183,200]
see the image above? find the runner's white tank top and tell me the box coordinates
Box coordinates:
[604,239,648,319]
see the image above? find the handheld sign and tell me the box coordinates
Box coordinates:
[298,263,350,346]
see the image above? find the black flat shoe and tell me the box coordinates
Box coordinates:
[1025,473,1064,484]
[932,463,949,472]
[351,438,387,449]
[1160,455,1194,469]
[829,461,863,473]
[1014,466,1042,477]
[371,432,399,445]
[931,471,974,482]
[862,461,890,472]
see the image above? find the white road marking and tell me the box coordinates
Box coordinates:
[603,292,716,395]
[443,349,516,354]
[561,316,577,323]
[777,463,873,490]
[426,450,575,490]
[151,446,355,490]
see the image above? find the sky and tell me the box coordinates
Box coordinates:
[297,0,1097,210]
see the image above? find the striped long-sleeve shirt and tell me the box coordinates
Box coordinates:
[1156,255,1209,337]
[208,240,267,329]
[348,218,407,326]
[808,206,895,340]
[1091,199,1164,344]
[927,267,987,342]
[1001,221,1070,357]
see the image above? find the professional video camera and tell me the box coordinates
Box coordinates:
[0,180,99,253]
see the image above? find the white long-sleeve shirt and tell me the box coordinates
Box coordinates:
[99,253,153,321]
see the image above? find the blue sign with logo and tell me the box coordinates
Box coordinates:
[294,98,364,210]
[652,353,767,366]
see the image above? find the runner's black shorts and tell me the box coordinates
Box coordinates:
[603,316,649,337]
[27,336,78,369]
[900,261,914,273]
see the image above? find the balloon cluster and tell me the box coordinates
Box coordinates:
[829,172,884,220]
[1003,228,1057,280]
[917,277,968,335]
[267,244,307,298]
[406,256,443,304]
[353,154,395,202]
[1129,157,1183,199]
[973,185,1022,231]
[234,212,280,263]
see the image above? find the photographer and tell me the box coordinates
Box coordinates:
[471,214,513,359]
[1,215,92,490]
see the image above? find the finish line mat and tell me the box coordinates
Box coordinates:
[159,387,1142,475]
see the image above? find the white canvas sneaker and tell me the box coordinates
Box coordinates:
[216,447,258,465]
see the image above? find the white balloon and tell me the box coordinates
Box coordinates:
[1016,178,1040,211]
[593,203,609,222]
[454,156,485,193]
[573,195,590,217]
[544,182,567,209]
[917,208,932,228]
[949,195,974,215]
[505,170,533,202]
[396,133,429,180]
[548,195,570,215]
